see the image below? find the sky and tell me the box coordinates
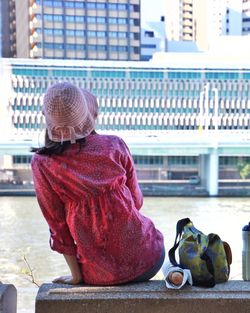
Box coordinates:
[141,0,164,24]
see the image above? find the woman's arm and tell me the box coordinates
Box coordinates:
[32,157,83,285]
[52,254,83,285]
[31,157,77,255]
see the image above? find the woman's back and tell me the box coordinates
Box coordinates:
[32,133,164,285]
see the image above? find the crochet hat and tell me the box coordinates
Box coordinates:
[82,89,98,120]
[43,82,95,143]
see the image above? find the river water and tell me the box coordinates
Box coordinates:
[0,196,249,313]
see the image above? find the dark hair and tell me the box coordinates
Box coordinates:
[30,129,91,156]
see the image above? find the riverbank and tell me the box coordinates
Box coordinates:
[1,183,250,197]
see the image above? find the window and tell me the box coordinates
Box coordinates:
[87,16,96,23]
[44,14,63,22]
[54,1,63,7]
[97,31,106,38]
[87,45,107,51]
[44,28,53,35]
[65,2,74,8]
[118,32,127,38]
[145,31,154,38]
[118,4,127,10]
[66,29,75,36]
[168,71,201,79]
[168,156,198,166]
[65,15,75,22]
[109,32,117,38]
[96,3,106,9]
[44,14,53,21]
[86,3,96,9]
[133,156,164,165]
[54,29,63,36]
[75,30,85,37]
[108,4,117,10]
[108,18,117,24]
[44,0,53,6]
[97,17,106,23]
[87,31,96,37]
[65,44,76,50]
[13,155,32,164]
[118,18,127,24]
[118,46,127,52]
[141,44,157,49]
[75,16,84,22]
[54,15,63,22]
[75,2,84,8]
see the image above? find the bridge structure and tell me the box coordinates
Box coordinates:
[0,130,250,196]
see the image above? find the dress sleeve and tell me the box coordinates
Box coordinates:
[120,140,143,210]
[31,156,76,255]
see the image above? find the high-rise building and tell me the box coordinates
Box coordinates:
[165,0,194,42]
[165,0,248,52]
[1,0,140,61]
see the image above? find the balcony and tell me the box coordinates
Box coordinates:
[29,19,42,29]
[183,12,193,19]
[29,4,41,15]
[30,48,42,58]
[29,34,42,44]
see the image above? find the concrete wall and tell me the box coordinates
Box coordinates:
[36,280,250,313]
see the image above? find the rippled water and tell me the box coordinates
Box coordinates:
[0,196,249,313]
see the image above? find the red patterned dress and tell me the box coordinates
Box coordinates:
[31,134,164,285]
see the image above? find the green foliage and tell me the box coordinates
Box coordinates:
[238,163,250,180]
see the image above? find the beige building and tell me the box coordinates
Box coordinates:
[1,0,140,61]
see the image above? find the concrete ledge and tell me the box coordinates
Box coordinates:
[0,284,17,313]
[36,280,250,313]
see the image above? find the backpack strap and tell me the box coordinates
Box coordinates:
[194,252,215,287]
[168,218,191,266]
[193,234,217,287]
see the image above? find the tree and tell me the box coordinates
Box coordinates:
[238,163,250,180]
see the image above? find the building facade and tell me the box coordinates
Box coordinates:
[1,0,140,60]
[0,56,250,187]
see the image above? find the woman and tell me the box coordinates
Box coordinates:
[31,82,165,285]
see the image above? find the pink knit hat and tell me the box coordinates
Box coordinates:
[43,82,95,143]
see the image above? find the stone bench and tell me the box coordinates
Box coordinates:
[0,284,17,313]
[36,280,250,313]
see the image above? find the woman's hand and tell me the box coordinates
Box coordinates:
[53,254,83,285]
[52,275,83,285]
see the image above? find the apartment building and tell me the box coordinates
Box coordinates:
[1,0,140,60]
